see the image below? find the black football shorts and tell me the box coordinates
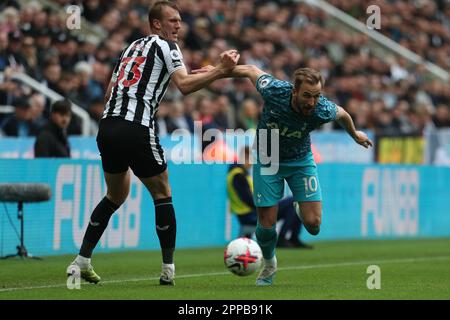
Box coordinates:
[96,117,167,178]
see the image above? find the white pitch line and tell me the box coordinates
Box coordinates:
[1,255,449,293]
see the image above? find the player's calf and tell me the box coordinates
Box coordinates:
[304,224,320,236]
[302,215,321,236]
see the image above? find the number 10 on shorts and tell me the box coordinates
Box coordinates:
[303,176,318,193]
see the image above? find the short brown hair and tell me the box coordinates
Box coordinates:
[51,99,72,114]
[293,68,324,90]
[148,1,180,30]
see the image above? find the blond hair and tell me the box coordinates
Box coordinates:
[293,68,324,90]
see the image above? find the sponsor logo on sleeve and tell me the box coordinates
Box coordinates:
[170,50,181,61]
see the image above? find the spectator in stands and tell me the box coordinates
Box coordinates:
[34,99,72,158]
[0,6,20,34]
[57,71,78,102]
[41,62,62,95]
[6,30,28,71]
[57,34,81,72]
[0,96,38,137]
[73,61,96,110]
[155,100,170,137]
[433,104,450,128]
[165,100,194,134]
[34,28,53,71]
[83,0,106,23]
[87,98,105,135]
[237,98,260,130]
[29,92,47,130]
[197,95,222,151]
[0,1,20,11]
[213,94,234,130]
[20,35,37,77]
[374,108,399,136]
[89,61,109,102]
[0,31,18,107]
[227,146,312,249]
[0,31,9,71]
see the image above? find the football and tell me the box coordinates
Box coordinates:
[224,237,263,276]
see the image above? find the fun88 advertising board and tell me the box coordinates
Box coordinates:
[1,158,450,256]
[0,159,229,256]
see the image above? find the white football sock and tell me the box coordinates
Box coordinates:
[264,256,277,267]
[75,255,91,268]
[162,263,175,271]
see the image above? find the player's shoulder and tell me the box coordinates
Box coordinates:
[124,36,153,52]
[154,35,179,51]
[317,95,337,108]
[315,94,338,120]
[256,74,293,102]
[257,74,292,90]
[127,35,177,50]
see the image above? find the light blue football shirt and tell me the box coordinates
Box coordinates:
[255,74,338,163]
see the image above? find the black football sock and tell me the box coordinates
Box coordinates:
[79,196,120,258]
[154,197,176,264]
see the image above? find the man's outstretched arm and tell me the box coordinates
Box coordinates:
[228,65,268,86]
[172,50,240,95]
[335,106,373,149]
[192,64,267,87]
[171,67,230,95]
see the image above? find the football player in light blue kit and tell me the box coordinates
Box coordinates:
[226,66,373,286]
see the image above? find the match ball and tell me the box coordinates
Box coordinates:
[224,237,262,276]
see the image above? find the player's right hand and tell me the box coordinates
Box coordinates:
[191,50,240,75]
[354,131,373,149]
[219,49,240,71]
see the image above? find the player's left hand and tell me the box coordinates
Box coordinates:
[354,131,373,148]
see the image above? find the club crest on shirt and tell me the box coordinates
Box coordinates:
[130,42,145,51]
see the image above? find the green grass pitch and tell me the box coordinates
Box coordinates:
[1,238,449,300]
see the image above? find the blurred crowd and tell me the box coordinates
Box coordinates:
[330,0,450,73]
[0,0,449,139]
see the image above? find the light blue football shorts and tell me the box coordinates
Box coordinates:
[252,152,322,207]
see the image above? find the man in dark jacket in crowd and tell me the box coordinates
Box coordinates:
[34,99,72,158]
[0,96,38,137]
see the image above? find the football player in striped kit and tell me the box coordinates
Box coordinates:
[67,1,239,286]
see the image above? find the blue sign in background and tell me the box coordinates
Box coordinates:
[0,159,449,256]
[0,159,229,257]
[310,130,375,163]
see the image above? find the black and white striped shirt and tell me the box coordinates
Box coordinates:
[103,35,185,128]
